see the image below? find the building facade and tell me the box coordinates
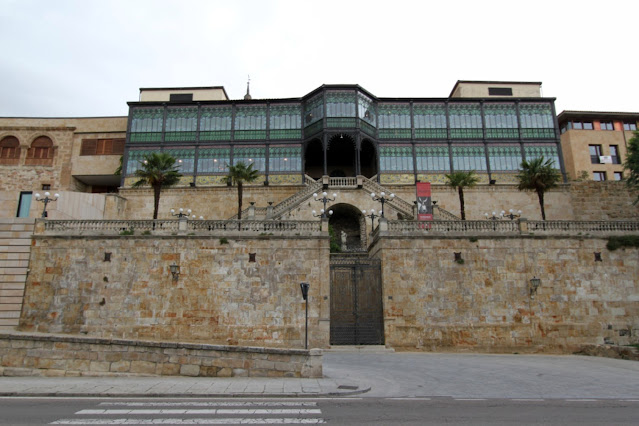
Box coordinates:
[121,82,565,189]
[558,110,638,181]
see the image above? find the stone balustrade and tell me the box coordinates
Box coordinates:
[38,219,322,235]
[328,176,358,188]
[381,219,639,235]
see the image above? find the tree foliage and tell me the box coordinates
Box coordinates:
[445,171,479,220]
[516,156,561,220]
[225,161,259,219]
[624,131,639,204]
[132,152,182,220]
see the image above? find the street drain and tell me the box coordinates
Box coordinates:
[338,385,359,390]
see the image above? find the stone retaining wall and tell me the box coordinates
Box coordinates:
[0,332,322,378]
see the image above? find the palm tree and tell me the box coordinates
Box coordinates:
[225,161,259,219]
[132,152,182,220]
[445,171,479,220]
[517,156,562,220]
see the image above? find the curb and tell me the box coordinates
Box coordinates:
[0,387,371,398]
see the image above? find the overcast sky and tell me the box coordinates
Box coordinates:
[1,0,637,117]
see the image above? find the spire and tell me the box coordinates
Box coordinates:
[244,75,252,100]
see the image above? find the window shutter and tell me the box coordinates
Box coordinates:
[112,139,125,154]
[81,139,97,155]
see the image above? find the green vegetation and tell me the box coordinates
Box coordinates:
[119,228,134,236]
[132,152,182,220]
[516,156,562,221]
[623,131,639,204]
[225,162,259,219]
[606,235,639,251]
[445,171,479,220]
[219,238,229,245]
[329,225,341,253]
[142,230,151,235]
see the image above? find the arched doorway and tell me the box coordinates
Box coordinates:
[328,203,365,252]
[327,134,355,177]
[360,139,377,178]
[304,138,324,179]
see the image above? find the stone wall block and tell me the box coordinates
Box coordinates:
[180,364,200,376]
[130,360,156,374]
[109,360,130,372]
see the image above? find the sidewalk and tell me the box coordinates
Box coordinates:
[0,375,369,398]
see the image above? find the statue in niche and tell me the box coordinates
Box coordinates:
[341,230,347,250]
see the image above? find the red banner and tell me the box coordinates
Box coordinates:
[416,182,433,221]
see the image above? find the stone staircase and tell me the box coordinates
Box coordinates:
[0,218,34,331]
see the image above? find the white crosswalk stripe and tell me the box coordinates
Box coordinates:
[50,400,326,425]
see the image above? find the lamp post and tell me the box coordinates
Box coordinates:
[313,192,337,218]
[362,209,379,229]
[299,282,310,349]
[311,209,333,219]
[503,209,522,220]
[34,192,59,218]
[370,191,395,218]
[170,208,192,218]
[484,211,504,221]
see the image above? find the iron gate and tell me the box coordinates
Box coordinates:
[330,255,384,345]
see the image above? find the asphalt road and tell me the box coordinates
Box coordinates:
[1,397,639,425]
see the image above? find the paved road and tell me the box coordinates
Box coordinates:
[323,352,639,399]
[2,396,639,425]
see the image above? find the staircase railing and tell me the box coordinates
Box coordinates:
[433,205,460,220]
[271,179,324,219]
[361,177,414,218]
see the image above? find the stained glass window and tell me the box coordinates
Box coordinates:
[326,91,356,117]
[449,103,483,139]
[234,106,267,140]
[524,144,560,169]
[452,145,487,170]
[164,148,195,174]
[165,107,198,142]
[200,107,232,141]
[233,146,266,172]
[520,103,555,138]
[270,104,302,139]
[125,149,156,176]
[488,145,522,171]
[358,93,376,126]
[378,104,411,139]
[198,147,230,174]
[129,108,163,142]
[269,145,302,172]
[379,145,414,172]
[414,104,447,139]
[304,94,324,126]
[416,145,450,172]
[484,103,519,139]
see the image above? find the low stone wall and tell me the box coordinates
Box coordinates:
[576,344,639,362]
[0,332,322,378]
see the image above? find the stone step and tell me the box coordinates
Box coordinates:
[0,267,28,275]
[0,310,21,319]
[326,345,395,353]
[0,259,29,268]
[0,303,23,311]
[0,239,33,247]
[0,246,31,253]
[0,283,26,290]
[0,231,34,239]
[0,275,28,283]
[0,252,30,260]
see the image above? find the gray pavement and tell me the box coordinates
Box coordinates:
[1,351,639,399]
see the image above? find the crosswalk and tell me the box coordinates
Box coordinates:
[50,401,326,425]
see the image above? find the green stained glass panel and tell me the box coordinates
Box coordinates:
[416,145,449,172]
[270,105,302,130]
[198,147,230,174]
[269,145,302,172]
[304,94,324,126]
[165,107,198,132]
[415,129,447,139]
[525,145,560,169]
[379,129,411,139]
[129,133,162,143]
[235,105,267,131]
[449,103,482,129]
[488,146,522,171]
[199,131,231,141]
[378,104,411,129]
[130,107,163,133]
[234,146,266,172]
[200,107,232,131]
[379,145,413,172]
[414,103,446,129]
[326,91,356,117]
[452,145,487,170]
[125,149,156,176]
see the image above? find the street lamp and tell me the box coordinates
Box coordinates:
[362,209,380,229]
[300,282,310,349]
[170,208,192,218]
[503,209,522,220]
[484,211,504,221]
[370,191,395,218]
[312,209,333,219]
[34,192,59,218]
[313,192,337,218]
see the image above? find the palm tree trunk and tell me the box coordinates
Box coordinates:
[237,182,243,220]
[537,189,546,221]
[458,187,466,220]
[152,184,161,220]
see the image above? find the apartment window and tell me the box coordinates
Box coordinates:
[25,136,55,166]
[572,121,593,130]
[81,139,125,155]
[593,171,606,181]
[599,121,614,130]
[614,172,623,181]
[589,145,602,163]
[41,184,51,190]
[610,145,621,164]
[623,122,637,131]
